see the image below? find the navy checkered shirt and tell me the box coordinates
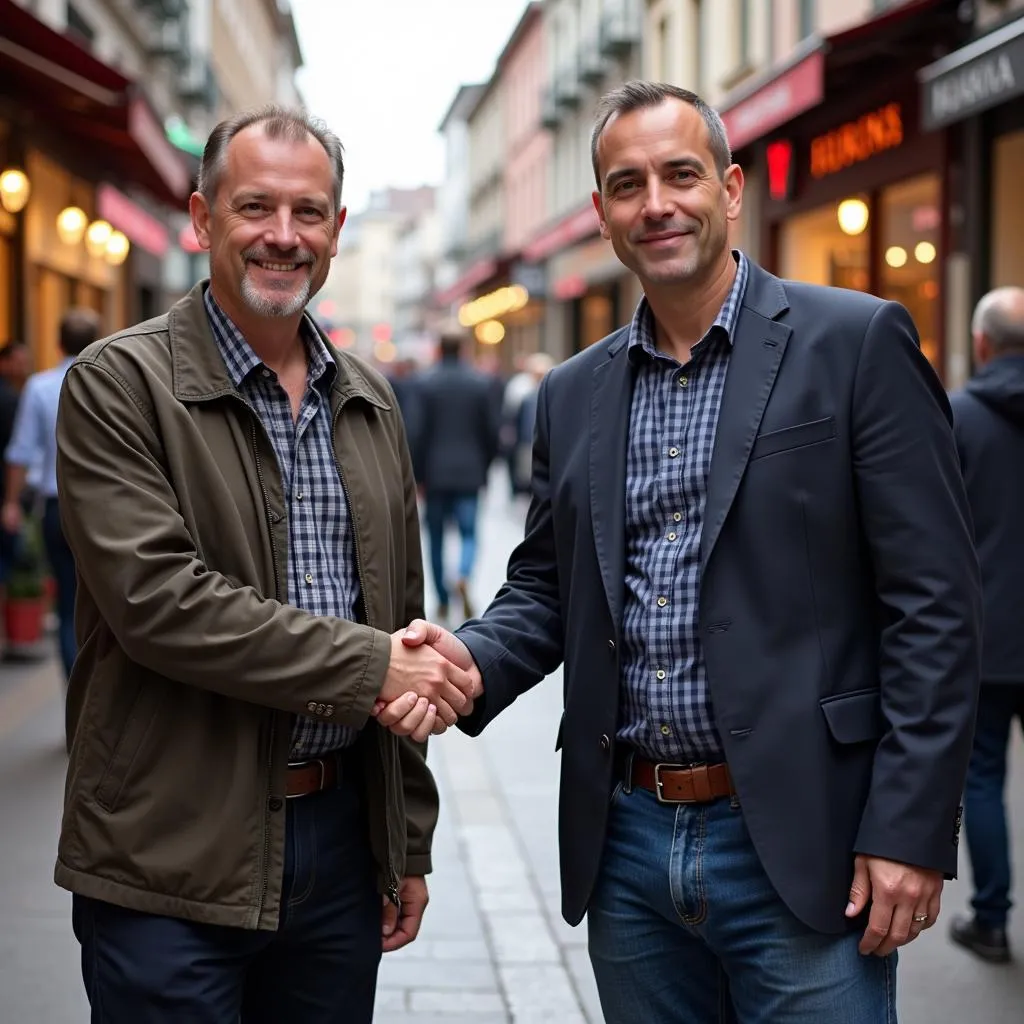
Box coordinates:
[618,251,749,763]
[204,289,359,758]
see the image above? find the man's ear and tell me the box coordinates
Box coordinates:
[189,192,213,250]
[592,191,610,241]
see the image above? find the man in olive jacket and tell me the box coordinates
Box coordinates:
[54,108,475,1023]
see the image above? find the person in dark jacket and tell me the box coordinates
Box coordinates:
[948,285,1024,964]
[414,333,500,621]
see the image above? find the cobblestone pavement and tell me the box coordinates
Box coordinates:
[1,479,1023,1021]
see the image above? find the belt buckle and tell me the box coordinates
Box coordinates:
[653,762,691,805]
[286,759,325,799]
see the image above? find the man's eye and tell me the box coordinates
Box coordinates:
[614,181,638,194]
[672,171,693,182]
[242,203,265,213]
[297,207,323,218]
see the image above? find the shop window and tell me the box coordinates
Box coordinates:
[777,196,870,294]
[879,173,941,371]
[991,131,1024,288]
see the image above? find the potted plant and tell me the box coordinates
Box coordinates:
[4,514,48,656]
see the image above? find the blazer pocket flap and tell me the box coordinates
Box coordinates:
[751,416,836,461]
[554,713,565,752]
[820,688,883,744]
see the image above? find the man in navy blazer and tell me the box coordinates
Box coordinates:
[378,81,981,1023]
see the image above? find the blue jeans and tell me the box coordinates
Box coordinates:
[963,685,1024,928]
[42,498,77,680]
[424,491,478,608]
[587,784,897,1024]
[72,766,381,1023]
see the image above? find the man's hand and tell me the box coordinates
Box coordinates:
[1,501,22,536]
[382,876,429,953]
[382,630,476,731]
[372,621,483,739]
[846,854,943,956]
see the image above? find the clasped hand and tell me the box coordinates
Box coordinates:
[375,619,482,741]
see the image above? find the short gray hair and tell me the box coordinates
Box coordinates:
[972,287,1024,354]
[591,81,732,189]
[198,106,345,214]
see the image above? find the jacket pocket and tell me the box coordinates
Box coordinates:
[750,416,836,461]
[820,687,883,744]
[95,681,163,813]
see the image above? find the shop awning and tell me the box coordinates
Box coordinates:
[919,15,1024,130]
[0,0,192,206]
[434,257,500,307]
[718,0,960,151]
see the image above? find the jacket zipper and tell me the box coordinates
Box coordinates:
[247,408,282,926]
[330,399,401,906]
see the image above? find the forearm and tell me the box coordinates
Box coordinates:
[3,464,26,506]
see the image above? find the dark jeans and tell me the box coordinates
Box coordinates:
[964,684,1024,929]
[424,490,478,608]
[42,497,76,679]
[588,784,896,1024]
[72,768,381,1023]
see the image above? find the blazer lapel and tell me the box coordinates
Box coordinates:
[590,331,632,632]
[701,265,791,569]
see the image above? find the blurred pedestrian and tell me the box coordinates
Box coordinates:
[0,338,30,393]
[948,286,1024,964]
[53,106,474,1023]
[0,342,23,631]
[513,353,554,495]
[413,332,499,621]
[385,81,981,1023]
[3,310,99,680]
[500,355,537,496]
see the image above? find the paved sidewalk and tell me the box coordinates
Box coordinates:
[1,479,1023,1021]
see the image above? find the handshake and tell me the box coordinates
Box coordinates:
[371,619,483,742]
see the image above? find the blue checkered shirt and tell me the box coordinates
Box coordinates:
[204,289,359,757]
[618,251,749,762]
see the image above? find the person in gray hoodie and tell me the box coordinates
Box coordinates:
[948,286,1024,964]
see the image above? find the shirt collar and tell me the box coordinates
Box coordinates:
[202,286,335,391]
[628,249,749,365]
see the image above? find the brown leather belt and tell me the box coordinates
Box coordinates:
[286,757,340,798]
[626,754,736,804]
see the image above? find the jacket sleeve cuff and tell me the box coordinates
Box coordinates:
[404,853,433,877]
[342,627,392,726]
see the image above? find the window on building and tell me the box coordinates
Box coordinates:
[798,0,815,39]
[738,0,751,67]
[65,3,95,48]
[689,0,704,92]
[659,15,672,81]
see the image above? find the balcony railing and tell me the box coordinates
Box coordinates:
[600,0,642,58]
[554,63,582,108]
[578,33,606,85]
[541,84,561,129]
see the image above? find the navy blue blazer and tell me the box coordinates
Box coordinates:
[457,260,982,933]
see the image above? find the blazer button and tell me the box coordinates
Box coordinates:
[306,701,318,713]
[599,734,610,752]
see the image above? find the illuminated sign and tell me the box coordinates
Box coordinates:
[810,103,903,179]
[458,285,529,328]
[766,140,794,201]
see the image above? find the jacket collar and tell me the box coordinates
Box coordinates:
[168,280,388,409]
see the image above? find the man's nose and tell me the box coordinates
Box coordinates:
[641,179,674,220]
[263,208,299,249]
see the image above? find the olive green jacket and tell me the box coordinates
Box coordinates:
[54,282,436,931]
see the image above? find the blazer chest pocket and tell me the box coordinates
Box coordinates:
[820,688,883,745]
[750,416,835,461]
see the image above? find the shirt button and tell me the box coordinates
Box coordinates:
[657,596,668,608]
[656,669,666,680]
[661,724,672,736]
[296,492,304,501]
[667,532,677,541]
[668,447,680,458]
[304,572,314,584]
[673,512,682,522]
[607,639,616,651]
[679,376,688,387]
[262,368,272,378]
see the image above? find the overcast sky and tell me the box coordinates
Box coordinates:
[292,0,531,214]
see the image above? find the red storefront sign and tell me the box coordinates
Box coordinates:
[720,50,826,152]
[522,203,600,264]
[97,183,170,257]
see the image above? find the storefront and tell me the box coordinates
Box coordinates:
[919,13,1024,295]
[0,0,190,365]
[718,0,965,381]
[764,85,945,372]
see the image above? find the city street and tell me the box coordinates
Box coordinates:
[1,481,1023,1022]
